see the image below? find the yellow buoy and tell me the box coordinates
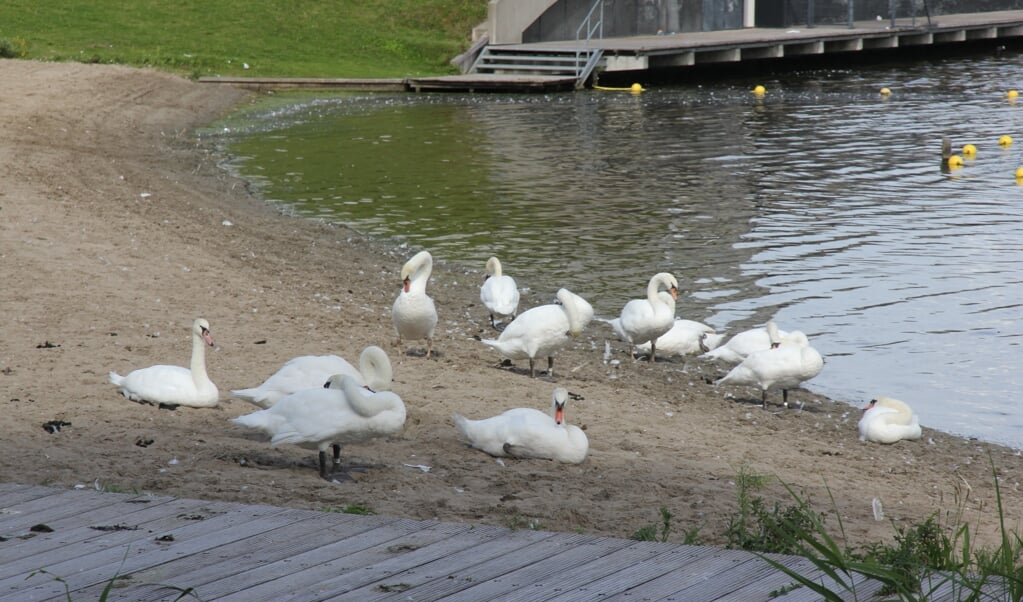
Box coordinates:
[962,143,977,156]
[1009,90,1019,99]
[1015,167,1023,179]
[1000,135,1013,147]
[947,155,964,169]
[880,87,891,96]
[753,85,766,96]
[592,83,645,93]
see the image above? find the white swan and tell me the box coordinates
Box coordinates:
[109,318,219,409]
[610,272,679,361]
[481,288,593,377]
[858,397,922,444]
[633,318,726,358]
[231,345,392,408]
[480,256,520,329]
[232,374,406,482]
[453,387,588,464]
[716,329,823,409]
[700,321,789,365]
[392,250,439,358]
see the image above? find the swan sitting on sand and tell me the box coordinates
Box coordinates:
[109,317,219,409]
[231,345,392,408]
[858,397,922,444]
[700,321,789,365]
[452,387,588,464]
[232,374,406,483]
[633,318,725,358]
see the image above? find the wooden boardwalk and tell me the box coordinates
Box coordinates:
[0,482,987,601]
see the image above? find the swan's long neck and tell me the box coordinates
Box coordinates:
[343,377,402,418]
[488,257,503,277]
[190,331,210,384]
[360,348,393,391]
[408,257,432,294]
[558,290,584,336]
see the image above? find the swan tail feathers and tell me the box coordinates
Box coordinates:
[701,333,727,352]
[452,413,472,441]
[108,371,125,386]
[231,411,285,436]
[230,387,271,407]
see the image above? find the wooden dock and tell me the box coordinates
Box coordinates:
[0,482,987,601]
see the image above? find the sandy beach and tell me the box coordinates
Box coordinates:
[2,59,1021,551]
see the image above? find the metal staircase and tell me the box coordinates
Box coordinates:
[470,47,603,88]
[469,0,605,90]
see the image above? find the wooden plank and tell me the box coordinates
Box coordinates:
[726,554,883,602]
[357,532,602,601]
[0,496,215,580]
[520,543,706,602]
[209,517,469,602]
[249,522,504,601]
[1,501,299,601]
[597,547,780,601]
[424,535,637,602]
[352,528,560,602]
[0,489,125,532]
[91,510,395,602]
[0,484,63,507]
[487,540,683,602]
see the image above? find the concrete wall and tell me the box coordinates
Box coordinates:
[488,0,1023,45]
[758,0,1023,27]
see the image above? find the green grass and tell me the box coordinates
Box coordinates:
[0,0,487,78]
[729,454,1023,601]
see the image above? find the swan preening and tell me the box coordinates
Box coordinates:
[392,250,438,358]
[231,345,392,408]
[480,256,520,329]
[700,321,789,365]
[858,397,922,444]
[610,272,679,361]
[716,327,823,409]
[481,288,594,377]
[453,387,588,464]
[109,318,219,409]
[633,318,725,358]
[232,373,407,482]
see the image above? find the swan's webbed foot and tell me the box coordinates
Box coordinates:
[136,398,178,411]
[547,356,555,378]
[528,358,536,378]
[318,446,367,483]
[648,343,657,363]
[761,390,769,410]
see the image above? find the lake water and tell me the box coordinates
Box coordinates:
[209,51,1023,448]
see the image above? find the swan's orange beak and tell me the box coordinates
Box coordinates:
[200,327,214,347]
[670,286,678,300]
[554,406,564,425]
[864,399,877,412]
[403,276,411,293]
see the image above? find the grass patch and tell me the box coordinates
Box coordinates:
[324,504,375,515]
[730,454,1023,600]
[0,0,487,78]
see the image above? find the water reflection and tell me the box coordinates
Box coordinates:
[213,53,1023,446]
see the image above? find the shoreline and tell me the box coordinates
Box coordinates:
[2,60,1022,550]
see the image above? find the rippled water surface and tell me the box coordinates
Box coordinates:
[212,52,1023,446]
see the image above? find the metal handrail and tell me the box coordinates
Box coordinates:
[575,0,604,78]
